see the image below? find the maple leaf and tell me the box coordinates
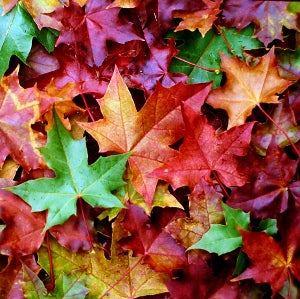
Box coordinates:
[165,179,224,248]
[206,48,295,129]
[120,203,187,272]
[23,44,109,96]
[169,24,263,88]
[228,142,299,218]
[0,2,57,78]
[189,202,250,255]
[152,103,254,190]
[37,226,169,298]
[7,110,130,231]
[222,0,299,45]
[125,38,188,97]
[0,68,58,171]
[233,208,300,296]
[174,0,222,37]
[0,179,46,256]
[79,66,211,206]
[55,0,142,67]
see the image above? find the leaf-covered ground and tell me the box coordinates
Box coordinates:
[0,1,299,298]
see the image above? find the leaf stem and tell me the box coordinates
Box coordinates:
[79,197,94,251]
[213,24,236,56]
[287,270,294,299]
[257,103,300,157]
[174,56,219,72]
[45,231,55,293]
[99,256,143,298]
[80,93,96,122]
[212,170,230,200]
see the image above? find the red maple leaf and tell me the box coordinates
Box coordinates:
[222,0,299,45]
[55,0,142,67]
[228,141,299,218]
[152,103,254,191]
[233,207,300,296]
[119,203,186,273]
[166,255,239,299]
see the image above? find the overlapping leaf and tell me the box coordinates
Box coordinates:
[169,25,263,88]
[228,142,299,218]
[7,110,129,230]
[55,0,142,67]
[165,179,224,248]
[222,0,299,45]
[174,0,222,36]
[0,69,58,171]
[206,48,295,128]
[80,66,211,206]
[37,227,169,298]
[0,2,57,78]
[152,103,254,190]
[233,208,300,295]
[189,202,250,255]
[119,203,187,272]
[0,0,299,297]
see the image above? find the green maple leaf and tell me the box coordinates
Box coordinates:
[188,203,250,255]
[169,24,263,88]
[0,2,58,78]
[7,110,129,231]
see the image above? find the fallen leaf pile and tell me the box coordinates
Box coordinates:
[0,0,299,298]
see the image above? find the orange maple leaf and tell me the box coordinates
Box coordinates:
[174,0,222,36]
[79,66,211,206]
[206,48,295,129]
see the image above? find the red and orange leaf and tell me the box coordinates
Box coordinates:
[206,48,295,129]
[0,68,59,171]
[79,66,211,206]
[174,0,222,37]
[152,103,254,191]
